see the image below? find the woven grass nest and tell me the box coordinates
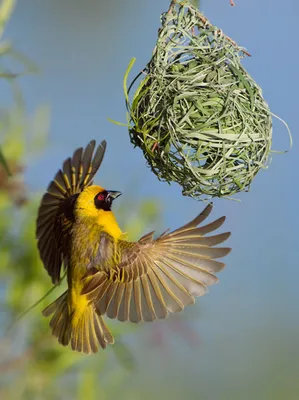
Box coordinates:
[125,0,273,199]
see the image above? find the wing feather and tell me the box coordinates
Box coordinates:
[71,147,83,192]
[147,270,168,319]
[123,280,133,322]
[141,275,156,321]
[36,140,107,283]
[169,203,213,234]
[80,140,95,188]
[90,142,107,183]
[155,262,195,307]
[105,282,118,314]
[82,204,231,323]
[111,284,125,319]
[153,266,185,313]
[133,280,142,322]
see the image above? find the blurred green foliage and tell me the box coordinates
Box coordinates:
[0,0,38,175]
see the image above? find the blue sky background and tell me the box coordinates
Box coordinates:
[3,0,299,398]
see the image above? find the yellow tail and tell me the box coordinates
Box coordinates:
[42,291,114,353]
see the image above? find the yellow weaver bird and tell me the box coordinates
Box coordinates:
[36,140,231,354]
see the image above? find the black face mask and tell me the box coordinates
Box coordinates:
[94,190,122,211]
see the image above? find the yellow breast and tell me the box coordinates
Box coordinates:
[74,185,123,240]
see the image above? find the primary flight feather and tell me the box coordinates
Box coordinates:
[36,140,231,354]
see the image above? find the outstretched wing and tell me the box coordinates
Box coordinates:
[81,204,231,322]
[36,140,107,284]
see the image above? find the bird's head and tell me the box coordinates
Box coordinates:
[75,185,122,219]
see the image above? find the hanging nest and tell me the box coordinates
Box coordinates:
[126,0,273,199]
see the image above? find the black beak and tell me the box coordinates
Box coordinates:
[106,190,122,201]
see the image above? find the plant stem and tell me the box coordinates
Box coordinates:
[0,148,12,176]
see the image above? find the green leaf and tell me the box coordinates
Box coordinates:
[123,57,136,108]
[0,146,11,176]
[0,0,16,39]
[107,117,128,127]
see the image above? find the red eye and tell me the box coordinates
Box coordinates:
[97,194,105,201]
